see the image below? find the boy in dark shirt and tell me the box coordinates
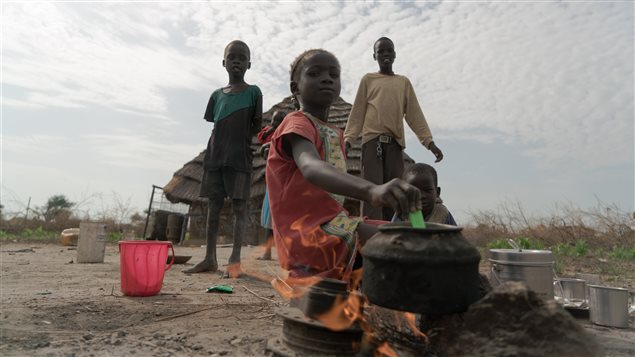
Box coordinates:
[184,40,262,278]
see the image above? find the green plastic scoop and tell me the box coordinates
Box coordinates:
[409,210,427,228]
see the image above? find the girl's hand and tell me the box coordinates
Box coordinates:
[369,178,422,214]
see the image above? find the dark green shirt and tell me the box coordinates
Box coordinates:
[203,85,263,172]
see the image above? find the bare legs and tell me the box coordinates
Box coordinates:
[184,197,247,276]
[224,199,247,278]
[257,229,273,260]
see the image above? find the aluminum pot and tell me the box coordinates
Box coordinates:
[489,248,554,300]
[554,278,587,304]
[588,285,630,328]
[361,222,481,314]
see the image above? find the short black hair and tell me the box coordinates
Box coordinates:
[374,37,394,50]
[289,49,338,82]
[224,40,250,58]
[403,163,438,187]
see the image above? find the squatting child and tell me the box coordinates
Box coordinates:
[185,40,262,278]
[344,37,444,220]
[394,163,457,226]
[266,49,421,284]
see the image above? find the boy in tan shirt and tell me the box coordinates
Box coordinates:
[344,37,443,220]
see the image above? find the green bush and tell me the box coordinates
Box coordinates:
[486,237,545,250]
[553,240,588,257]
[486,239,512,249]
[21,227,56,240]
[107,231,123,242]
[516,236,544,250]
[609,246,635,261]
[574,240,588,257]
[553,243,574,256]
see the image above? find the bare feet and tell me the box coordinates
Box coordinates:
[183,259,218,274]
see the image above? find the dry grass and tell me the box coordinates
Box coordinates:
[463,200,633,249]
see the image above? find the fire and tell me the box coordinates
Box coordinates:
[225,262,241,279]
[315,291,364,331]
[375,342,398,357]
[404,312,428,343]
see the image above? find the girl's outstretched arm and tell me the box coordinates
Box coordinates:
[283,133,422,214]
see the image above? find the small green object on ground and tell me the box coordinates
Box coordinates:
[206,284,233,293]
[409,211,426,228]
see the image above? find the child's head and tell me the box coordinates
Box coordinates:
[403,163,440,217]
[289,49,341,111]
[373,37,395,69]
[223,40,251,76]
[271,110,286,128]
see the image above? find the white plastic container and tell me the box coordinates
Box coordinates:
[76,222,107,263]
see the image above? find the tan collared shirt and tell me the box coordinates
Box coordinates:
[344,73,433,149]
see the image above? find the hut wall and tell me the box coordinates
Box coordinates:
[188,202,207,241]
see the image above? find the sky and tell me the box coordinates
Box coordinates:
[2,0,634,225]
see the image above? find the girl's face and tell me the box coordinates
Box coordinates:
[295,52,341,108]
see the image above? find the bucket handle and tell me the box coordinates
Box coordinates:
[491,264,502,285]
[553,279,568,304]
[165,243,175,272]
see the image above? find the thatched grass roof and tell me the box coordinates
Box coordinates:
[163,96,412,214]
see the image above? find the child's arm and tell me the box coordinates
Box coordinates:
[284,133,421,214]
[203,94,215,123]
[257,125,274,144]
[343,78,368,150]
[403,78,444,162]
[251,95,263,135]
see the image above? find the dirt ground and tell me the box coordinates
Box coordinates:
[1,241,634,357]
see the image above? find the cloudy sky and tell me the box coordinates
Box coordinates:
[2,1,633,224]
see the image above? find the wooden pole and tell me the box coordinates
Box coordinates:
[24,197,31,220]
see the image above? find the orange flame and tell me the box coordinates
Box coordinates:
[404,312,428,343]
[375,342,398,357]
[225,262,241,279]
[314,291,364,331]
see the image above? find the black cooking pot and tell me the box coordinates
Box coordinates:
[361,222,481,314]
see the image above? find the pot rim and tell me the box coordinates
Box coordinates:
[555,278,586,283]
[587,284,630,292]
[489,248,554,266]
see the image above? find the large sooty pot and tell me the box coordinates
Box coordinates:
[361,222,481,314]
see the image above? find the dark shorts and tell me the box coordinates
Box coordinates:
[200,167,251,200]
[361,136,405,220]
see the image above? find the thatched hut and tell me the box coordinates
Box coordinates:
[162,96,412,244]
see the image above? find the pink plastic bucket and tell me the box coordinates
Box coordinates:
[119,241,175,297]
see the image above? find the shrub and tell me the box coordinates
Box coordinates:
[609,246,635,261]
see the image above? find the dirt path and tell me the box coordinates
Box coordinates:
[1,242,633,356]
[1,242,286,356]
